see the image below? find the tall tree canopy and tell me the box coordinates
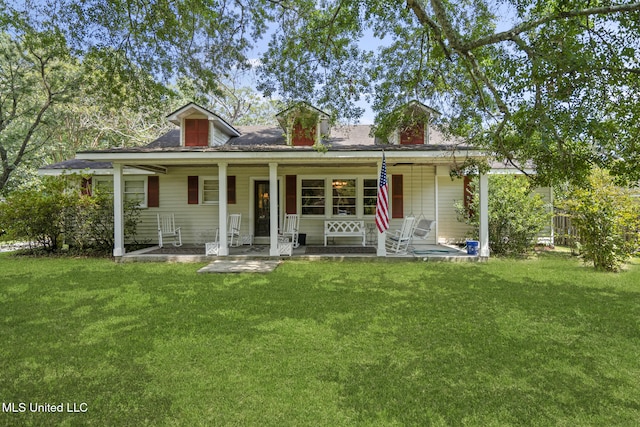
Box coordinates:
[4,0,640,185]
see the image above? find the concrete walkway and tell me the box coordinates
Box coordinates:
[197,259,281,274]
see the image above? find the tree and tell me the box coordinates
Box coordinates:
[257,0,640,185]
[176,73,283,126]
[6,0,640,185]
[0,29,79,194]
[560,168,640,272]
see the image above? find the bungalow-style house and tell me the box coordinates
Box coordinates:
[40,101,551,258]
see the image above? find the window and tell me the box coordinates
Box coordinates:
[90,177,150,208]
[124,179,146,207]
[332,179,356,215]
[400,122,425,145]
[201,177,219,204]
[185,119,209,146]
[363,179,378,215]
[301,179,325,215]
[292,119,316,146]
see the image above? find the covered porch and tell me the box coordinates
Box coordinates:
[84,150,491,260]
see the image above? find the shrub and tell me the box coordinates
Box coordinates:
[456,175,552,256]
[561,168,640,272]
[0,176,141,253]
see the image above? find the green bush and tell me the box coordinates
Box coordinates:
[0,176,141,253]
[456,175,552,256]
[561,168,640,272]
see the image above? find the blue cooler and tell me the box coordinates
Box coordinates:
[466,240,479,255]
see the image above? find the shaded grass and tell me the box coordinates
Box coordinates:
[1,253,639,426]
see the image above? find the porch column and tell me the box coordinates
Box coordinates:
[113,163,125,257]
[479,173,490,258]
[376,159,387,256]
[218,162,229,256]
[269,163,279,256]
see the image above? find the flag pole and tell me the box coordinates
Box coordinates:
[376,151,388,256]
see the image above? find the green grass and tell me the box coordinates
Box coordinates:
[1,253,640,426]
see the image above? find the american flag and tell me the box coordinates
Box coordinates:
[375,153,389,233]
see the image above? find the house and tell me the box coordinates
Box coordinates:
[40,101,513,258]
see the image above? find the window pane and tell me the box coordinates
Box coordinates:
[202,179,219,203]
[124,180,145,205]
[301,179,325,215]
[332,179,356,215]
[363,178,377,215]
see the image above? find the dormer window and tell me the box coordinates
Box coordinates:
[400,122,425,145]
[376,100,441,145]
[185,119,209,146]
[276,102,330,147]
[292,119,316,146]
[166,102,240,148]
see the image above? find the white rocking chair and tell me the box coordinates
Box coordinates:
[227,214,242,247]
[385,215,416,255]
[157,213,182,248]
[279,214,300,249]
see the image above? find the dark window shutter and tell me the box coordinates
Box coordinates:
[286,175,297,214]
[188,176,199,204]
[185,119,209,146]
[392,174,404,219]
[292,120,315,146]
[148,176,159,207]
[227,176,236,204]
[400,122,424,145]
[81,177,92,196]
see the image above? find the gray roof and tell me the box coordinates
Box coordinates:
[40,124,473,172]
[142,124,463,150]
[40,159,113,170]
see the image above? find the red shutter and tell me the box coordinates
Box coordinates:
[81,177,92,196]
[292,121,315,146]
[188,176,199,204]
[148,176,159,207]
[286,175,297,214]
[391,174,404,219]
[400,122,424,145]
[227,176,236,204]
[185,119,209,146]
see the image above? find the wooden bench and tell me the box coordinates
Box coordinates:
[324,220,366,246]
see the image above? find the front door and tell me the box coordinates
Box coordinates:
[254,180,279,237]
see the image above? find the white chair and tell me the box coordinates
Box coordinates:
[413,219,435,240]
[205,229,220,256]
[158,214,182,247]
[227,214,242,247]
[279,214,300,249]
[385,215,416,254]
[157,213,182,248]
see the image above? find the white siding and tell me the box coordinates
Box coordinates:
[437,176,472,243]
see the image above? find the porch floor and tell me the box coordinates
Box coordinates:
[120,243,479,263]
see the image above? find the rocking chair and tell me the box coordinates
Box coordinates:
[385,215,416,255]
[157,213,182,248]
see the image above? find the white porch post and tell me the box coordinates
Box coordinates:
[269,163,279,256]
[218,162,229,256]
[479,173,490,258]
[112,163,125,257]
[376,159,387,257]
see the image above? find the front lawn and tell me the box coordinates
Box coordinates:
[1,253,639,426]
